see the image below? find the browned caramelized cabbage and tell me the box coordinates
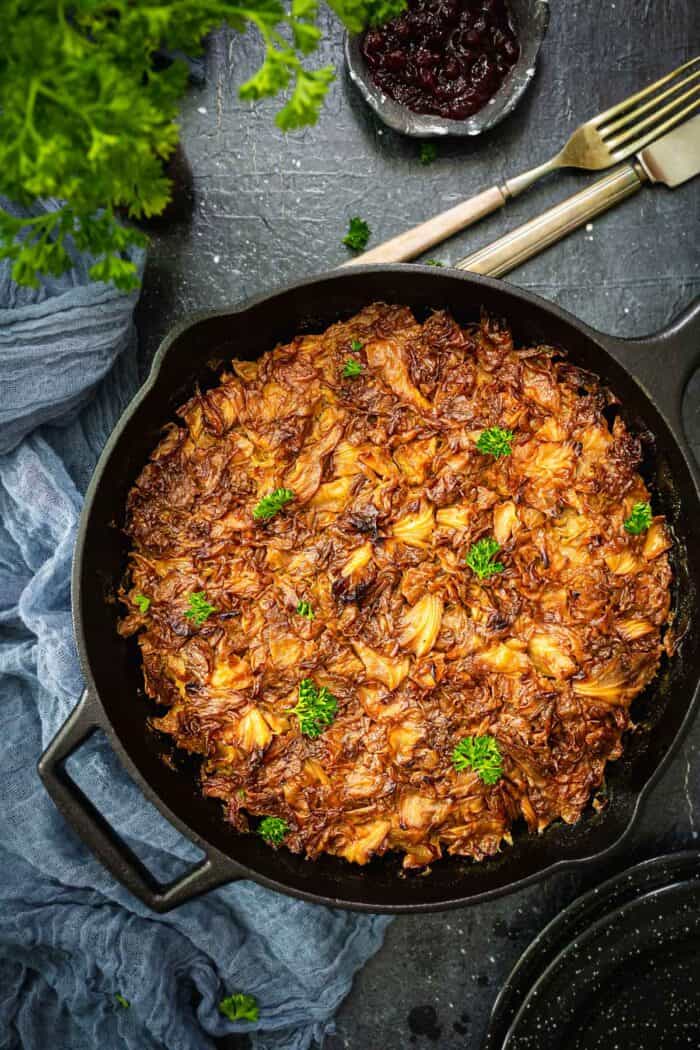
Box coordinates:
[120,304,673,870]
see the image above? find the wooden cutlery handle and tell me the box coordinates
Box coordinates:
[455,165,646,277]
[342,185,507,265]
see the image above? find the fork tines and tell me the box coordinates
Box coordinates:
[593,56,700,160]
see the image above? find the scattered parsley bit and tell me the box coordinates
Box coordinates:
[115,994,130,1009]
[296,599,315,620]
[425,258,444,267]
[624,501,652,535]
[343,216,371,252]
[253,487,295,521]
[293,678,338,738]
[452,735,503,785]
[237,788,246,799]
[342,357,364,378]
[258,816,289,846]
[419,142,437,165]
[133,592,150,614]
[219,992,259,1023]
[466,537,504,580]
[476,426,514,458]
[350,339,363,352]
[184,591,217,626]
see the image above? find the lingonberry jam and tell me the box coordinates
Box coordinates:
[362,0,520,121]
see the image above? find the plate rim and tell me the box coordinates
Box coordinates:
[501,874,700,1048]
[483,850,700,1049]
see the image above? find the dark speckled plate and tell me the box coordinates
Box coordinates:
[484,852,700,1050]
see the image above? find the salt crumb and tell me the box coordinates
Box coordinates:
[586,223,593,232]
[197,106,208,115]
[213,255,220,264]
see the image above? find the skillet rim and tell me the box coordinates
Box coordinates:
[64,265,700,911]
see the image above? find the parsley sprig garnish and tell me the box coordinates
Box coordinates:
[1,1,405,291]
[293,678,338,738]
[343,217,371,252]
[133,592,150,614]
[452,735,503,785]
[342,358,364,378]
[350,339,363,352]
[219,992,260,1022]
[184,591,216,626]
[624,501,652,535]
[253,487,295,521]
[258,816,289,846]
[476,427,514,458]
[296,600,315,620]
[466,537,504,579]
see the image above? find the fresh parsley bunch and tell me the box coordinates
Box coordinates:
[0,0,404,291]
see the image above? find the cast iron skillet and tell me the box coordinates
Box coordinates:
[38,267,700,913]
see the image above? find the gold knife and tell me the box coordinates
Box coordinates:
[454,114,700,277]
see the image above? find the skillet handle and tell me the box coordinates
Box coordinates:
[38,689,243,912]
[599,298,700,446]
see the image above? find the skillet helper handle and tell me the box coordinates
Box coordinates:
[455,164,646,277]
[38,689,241,912]
[342,185,507,265]
[604,297,700,447]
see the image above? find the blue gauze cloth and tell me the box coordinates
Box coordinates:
[0,199,391,1050]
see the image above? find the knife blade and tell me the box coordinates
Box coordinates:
[637,112,700,185]
[455,114,700,278]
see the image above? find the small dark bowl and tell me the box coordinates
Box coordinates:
[345,0,549,138]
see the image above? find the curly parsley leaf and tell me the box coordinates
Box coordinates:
[219,992,260,1022]
[342,357,364,378]
[452,735,503,784]
[253,487,295,521]
[350,339,363,352]
[1,0,405,291]
[296,599,315,619]
[258,816,289,846]
[476,426,514,458]
[276,66,336,130]
[419,142,437,165]
[293,678,337,737]
[133,592,151,614]
[343,216,371,251]
[184,591,217,625]
[327,0,406,33]
[466,537,504,580]
[624,501,652,535]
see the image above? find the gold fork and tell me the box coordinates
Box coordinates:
[346,56,700,266]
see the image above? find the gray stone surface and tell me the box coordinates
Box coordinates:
[134,2,699,1047]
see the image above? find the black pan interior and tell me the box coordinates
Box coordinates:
[74,269,700,910]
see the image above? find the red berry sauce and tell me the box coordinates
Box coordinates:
[362,0,520,121]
